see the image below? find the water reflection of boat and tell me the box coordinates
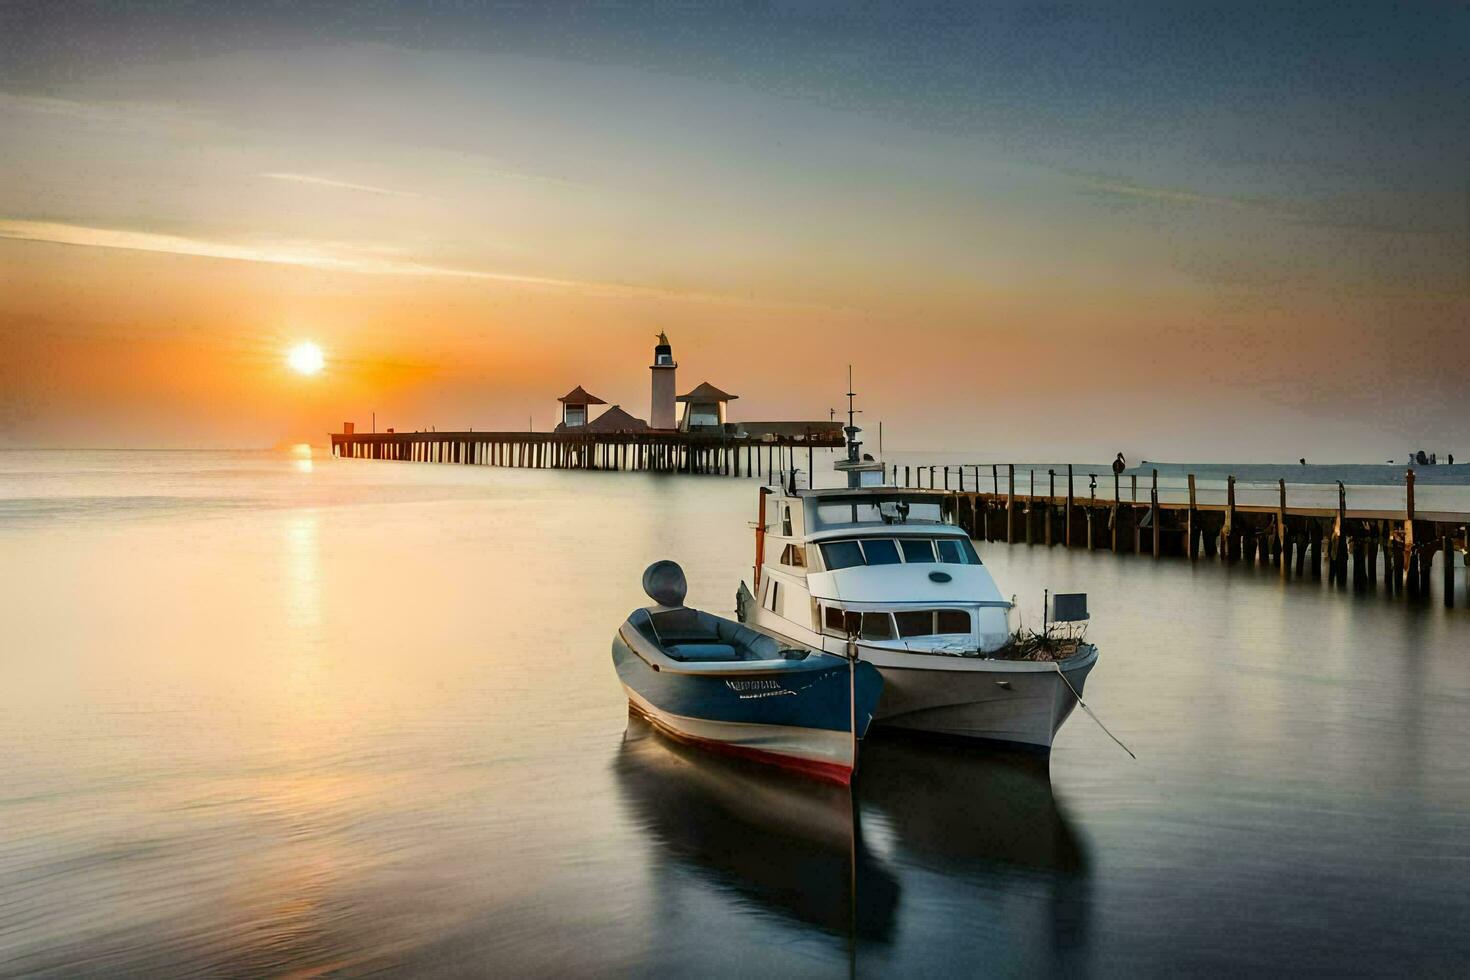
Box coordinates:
[614,712,901,941]
[857,734,1087,874]
[858,734,1092,963]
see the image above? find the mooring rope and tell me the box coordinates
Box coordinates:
[1053,660,1136,760]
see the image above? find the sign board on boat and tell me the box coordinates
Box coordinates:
[1051,593,1089,622]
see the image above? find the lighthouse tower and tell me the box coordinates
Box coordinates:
[649,331,677,429]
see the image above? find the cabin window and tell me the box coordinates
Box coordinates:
[564,405,587,427]
[861,539,901,565]
[822,605,846,636]
[780,543,806,567]
[767,580,782,614]
[900,539,936,563]
[820,541,865,570]
[937,539,981,564]
[816,499,945,526]
[782,506,793,536]
[861,612,895,641]
[936,609,972,634]
[895,610,935,637]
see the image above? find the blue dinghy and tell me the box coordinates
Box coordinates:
[613,561,883,784]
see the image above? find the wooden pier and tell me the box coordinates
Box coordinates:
[900,463,1468,607]
[330,431,1468,607]
[330,427,843,479]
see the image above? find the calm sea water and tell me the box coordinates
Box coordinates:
[2,450,1468,977]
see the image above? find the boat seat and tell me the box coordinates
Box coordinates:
[666,642,741,662]
[648,607,719,642]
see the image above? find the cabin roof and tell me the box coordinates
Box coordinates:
[584,405,649,432]
[676,381,739,403]
[558,385,607,405]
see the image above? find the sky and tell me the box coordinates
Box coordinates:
[1,1,1466,458]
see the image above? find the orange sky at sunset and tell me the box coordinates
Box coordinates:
[2,7,1465,459]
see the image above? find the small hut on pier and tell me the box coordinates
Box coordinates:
[676,382,738,432]
[555,385,607,431]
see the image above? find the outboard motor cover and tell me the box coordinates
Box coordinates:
[642,560,688,607]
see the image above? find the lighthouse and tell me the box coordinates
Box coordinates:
[649,331,677,429]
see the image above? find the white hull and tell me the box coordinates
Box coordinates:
[744,602,1097,750]
[868,653,1096,747]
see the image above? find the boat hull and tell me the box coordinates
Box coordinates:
[868,646,1098,749]
[612,630,882,784]
[737,584,1097,750]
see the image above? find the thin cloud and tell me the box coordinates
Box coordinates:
[0,219,742,303]
[261,172,423,199]
[1077,174,1445,238]
[1081,177,1248,210]
[0,91,207,126]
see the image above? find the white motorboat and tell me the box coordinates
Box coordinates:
[735,389,1098,750]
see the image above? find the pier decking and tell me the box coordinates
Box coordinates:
[330,427,843,478]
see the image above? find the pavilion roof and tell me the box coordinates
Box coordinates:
[675,381,739,403]
[557,385,607,405]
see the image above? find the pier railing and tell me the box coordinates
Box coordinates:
[899,462,1466,608]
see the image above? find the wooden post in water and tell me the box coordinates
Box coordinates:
[1223,476,1236,561]
[1026,470,1035,545]
[1402,468,1416,596]
[1150,469,1160,559]
[1443,536,1455,608]
[1368,523,1382,587]
[1045,469,1054,546]
[1278,479,1289,576]
[1331,481,1347,584]
[1186,474,1198,559]
[1111,471,1120,553]
[1065,464,1074,547]
[1308,518,1322,580]
[1006,465,1015,543]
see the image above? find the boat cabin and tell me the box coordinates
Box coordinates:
[750,488,1013,654]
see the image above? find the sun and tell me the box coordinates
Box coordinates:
[287,342,325,376]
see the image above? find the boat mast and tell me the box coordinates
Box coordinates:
[843,365,863,489]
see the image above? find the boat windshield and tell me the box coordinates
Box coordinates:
[820,604,973,640]
[814,497,946,527]
[819,537,980,570]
